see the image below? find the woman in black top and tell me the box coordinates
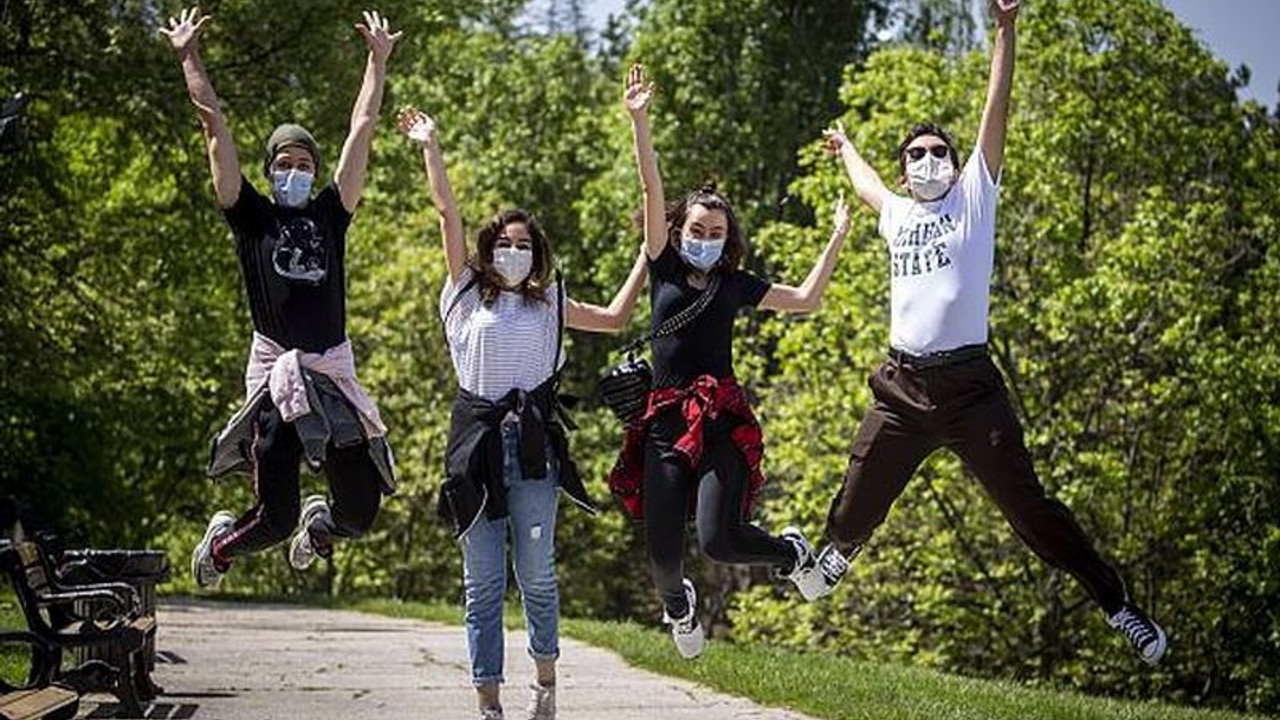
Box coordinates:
[610,64,852,659]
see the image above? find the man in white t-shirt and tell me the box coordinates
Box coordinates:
[813,0,1168,665]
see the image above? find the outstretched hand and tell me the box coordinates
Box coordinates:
[624,63,655,117]
[396,106,437,146]
[992,0,1020,26]
[823,120,850,156]
[356,10,403,64]
[158,6,211,56]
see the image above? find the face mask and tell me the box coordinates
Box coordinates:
[492,246,533,288]
[679,236,725,272]
[905,153,956,201]
[272,169,314,208]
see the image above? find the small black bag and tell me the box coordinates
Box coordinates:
[598,273,721,427]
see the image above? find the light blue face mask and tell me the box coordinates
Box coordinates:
[272,169,314,208]
[679,235,725,272]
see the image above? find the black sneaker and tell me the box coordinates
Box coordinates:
[1107,604,1168,665]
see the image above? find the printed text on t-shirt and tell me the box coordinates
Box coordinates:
[891,213,956,278]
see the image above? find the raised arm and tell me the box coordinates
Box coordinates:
[160,7,240,208]
[758,197,852,314]
[625,65,667,260]
[977,0,1019,181]
[566,245,649,334]
[334,10,402,214]
[823,121,891,215]
[397,107,467,283]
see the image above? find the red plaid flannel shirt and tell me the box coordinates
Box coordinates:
[607,375,765,520]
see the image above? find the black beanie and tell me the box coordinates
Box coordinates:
[263,123,321,177]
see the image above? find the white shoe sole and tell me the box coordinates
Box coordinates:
[1142,625,1168,666]
[191,511,235,590]
[288,495,329,570]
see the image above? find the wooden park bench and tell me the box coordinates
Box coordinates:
[1,540,150,717]
[0,630,77,720]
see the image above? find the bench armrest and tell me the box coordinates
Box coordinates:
[36,587,130,620]
[47,578,140,609]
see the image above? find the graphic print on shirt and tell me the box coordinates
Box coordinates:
[890,212,956,279]
[270,216,328,284]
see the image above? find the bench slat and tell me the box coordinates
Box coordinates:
[0,686,78,720]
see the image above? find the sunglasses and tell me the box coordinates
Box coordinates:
[904,145,951,161]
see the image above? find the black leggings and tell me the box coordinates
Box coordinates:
[643,410,796,616]
[213,398,382,563]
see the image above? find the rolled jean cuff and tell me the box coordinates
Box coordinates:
[527,647,560,663]
[471,674,504,688]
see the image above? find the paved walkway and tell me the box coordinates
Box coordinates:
[77,598,818,719]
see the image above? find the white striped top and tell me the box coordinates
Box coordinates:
[440,267,565,400]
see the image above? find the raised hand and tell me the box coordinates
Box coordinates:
[992,0,1020,26]
[624,63,655,116]
[396,106,437,146]
[356,10,403,64]
[823,120,850,156]
[832,194,851,237]
[158,6,211,56]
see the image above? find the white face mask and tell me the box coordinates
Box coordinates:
[679,235,725,272]
[492,246,533,288]
[905,153,956,201]
[272,169,315,208]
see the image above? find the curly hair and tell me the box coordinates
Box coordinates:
[663,182,747,272]
[468,208,555,306]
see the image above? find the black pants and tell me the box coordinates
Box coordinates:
[213,398,382,563]
[644,409,795,617]
[824,354,1128,614]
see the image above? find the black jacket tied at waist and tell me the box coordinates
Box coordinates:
[438,374,595,538]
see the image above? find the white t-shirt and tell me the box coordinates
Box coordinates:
[440,267,566,400]
[878,150,1000,355]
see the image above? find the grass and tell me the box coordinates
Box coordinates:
[3,587,1268,720]
[0,585,31,688]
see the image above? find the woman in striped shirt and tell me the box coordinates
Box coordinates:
[397,107,646,720]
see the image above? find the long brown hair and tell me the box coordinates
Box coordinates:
[664,182,747,272]
[468,208,555,306]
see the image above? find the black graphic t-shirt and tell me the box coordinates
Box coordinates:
[223,175,351,352]
[648,242,771,389]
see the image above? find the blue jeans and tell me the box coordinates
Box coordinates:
[462,421,561,686]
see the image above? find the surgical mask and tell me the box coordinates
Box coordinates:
[905,154,956,201]
[679,236,725,272]
[492,246,533,287]
[272,169,314,208]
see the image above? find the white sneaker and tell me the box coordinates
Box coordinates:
[662,578,706,659]
[1107,604,1168,665]
[480,708,504,720]
[779,527,826,601]
[288,495,331,571]
[191,511,235,590]
[526,682,555,720]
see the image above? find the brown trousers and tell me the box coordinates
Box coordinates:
[824,353,1127,613]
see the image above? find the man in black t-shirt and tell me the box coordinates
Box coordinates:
[161,7,401,590]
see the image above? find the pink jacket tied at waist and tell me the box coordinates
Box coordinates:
[244,332,387,439]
